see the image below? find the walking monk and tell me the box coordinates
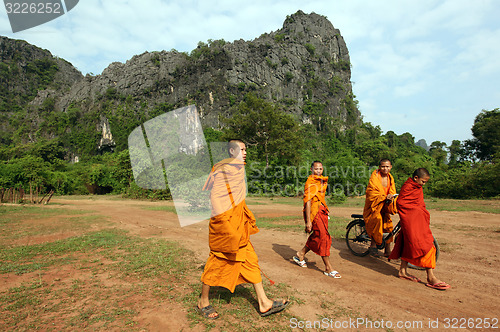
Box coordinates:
[363,159,398,257]
[197,139,289,319]
[389,168,451,290]
[293,161,341,278]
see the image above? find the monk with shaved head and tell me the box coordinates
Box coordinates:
[197,139,289,319]
[363,159,398,257]
[389,168,451,290]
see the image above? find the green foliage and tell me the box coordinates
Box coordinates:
[305,43,315,56]
[331,59,351,71]
[429,160,500,198]
[265,57,277,69]
[274,34,286,43]
[327,188,347,205]
[465,108,499,161]
[0,56,59,113]
[221,93,304,166]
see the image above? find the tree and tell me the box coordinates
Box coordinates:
[222,93,303,166]
[429,141,447,166]
[466,108,500,161]
[448,140,463,166]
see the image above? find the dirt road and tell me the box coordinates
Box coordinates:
[5,196,500,331]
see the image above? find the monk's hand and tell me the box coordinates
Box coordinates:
[305,221,312,233]
[385,194,394,204]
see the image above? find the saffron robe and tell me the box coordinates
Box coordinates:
[303,175,331,257]
[389,178,436,269]
[201,158,261,292]
[363,169,397,245]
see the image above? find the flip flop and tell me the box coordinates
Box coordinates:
[399,275,422,283]
[197,305,219,320]
[259,300,290,317]
[292,256,307,268]
[324,270,342,279]
[425,282,451,290]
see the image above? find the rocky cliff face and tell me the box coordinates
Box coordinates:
[1,11,360,153]
[0,36,83,106]
[58,11,359,125]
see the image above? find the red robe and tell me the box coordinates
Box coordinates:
[389,177,436,268]
[303,175,331,257]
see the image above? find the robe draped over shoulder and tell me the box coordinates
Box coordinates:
[389,178,436,268]
[303,175,331,257]
[363,169,397,245]
[202,158,259,255]
[201,158,261,292]
[303,175,329,222]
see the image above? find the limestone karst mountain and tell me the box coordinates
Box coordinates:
[1,10,360,155]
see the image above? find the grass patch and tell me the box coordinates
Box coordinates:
[141,204,178,214]
[332,196,365,208]
[0,229,196,330]
[0,204,87,219]
[248,196,302,207]
[425,198,500,214]
[184,282,296,331]
[0,205,109,243]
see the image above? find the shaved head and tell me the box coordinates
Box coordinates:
[227,139,245,157]
[412,168,430,179]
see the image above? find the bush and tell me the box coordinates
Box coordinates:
[327,188,347,205]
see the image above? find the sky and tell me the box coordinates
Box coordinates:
[1,0,499,146]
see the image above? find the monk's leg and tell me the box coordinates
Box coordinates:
[253,282,287,313]
[384,242,392,256]
[398,260,409,277]
[198,283,219,318]
[426,268,447,286]
[321,256,333,273]
[297,245,310,261]
[398,260,421,280]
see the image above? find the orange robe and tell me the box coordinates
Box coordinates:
[200,158,261,292]
[389,178,436,268]
[363,170,397,245]
[303,175,331,257]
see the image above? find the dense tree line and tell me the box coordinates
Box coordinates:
[0,94,498,201]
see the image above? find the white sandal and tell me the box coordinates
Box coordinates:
[324,270,341,278]
[292,256,307,268]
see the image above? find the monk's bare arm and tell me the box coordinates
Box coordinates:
[305,199,312,233]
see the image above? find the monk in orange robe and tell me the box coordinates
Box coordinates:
[293,161,341,278]
[197,140,289,319]
[363,159,398,257]
[389,168,450,290]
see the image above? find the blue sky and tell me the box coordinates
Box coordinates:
[1,0,499,146]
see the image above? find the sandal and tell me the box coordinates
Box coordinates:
[292,255,307,268]
[259,300,290,317]
[324,270,342,279]
[197,305,219,320]
[425,282,451,290]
